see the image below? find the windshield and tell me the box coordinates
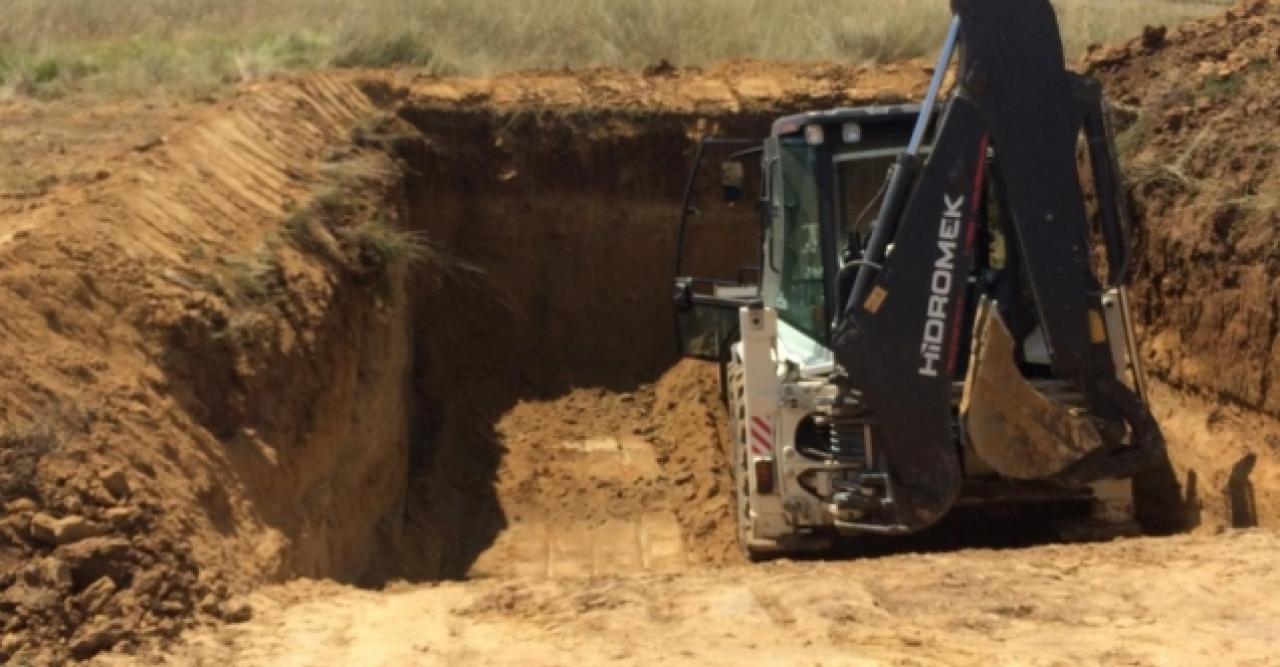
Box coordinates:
[835,151,897,248]
[771,142,902,343]
[776,141,827,342]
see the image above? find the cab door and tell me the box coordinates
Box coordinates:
[673,278,759,360]
[672,137,764,361]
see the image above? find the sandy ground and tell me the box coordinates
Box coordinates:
[154,530,1280,666]
[153,370,1280,667]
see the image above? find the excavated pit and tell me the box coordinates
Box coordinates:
[345,101,1157,585]
[364,105,773,581]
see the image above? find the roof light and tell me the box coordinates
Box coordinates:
[804,124,825,146]
[842,122,863,144]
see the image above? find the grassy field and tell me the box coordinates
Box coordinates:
[0,0,1234,99]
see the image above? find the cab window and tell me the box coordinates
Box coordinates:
[776,140,828,342]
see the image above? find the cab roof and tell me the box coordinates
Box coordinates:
[771,104,926,138]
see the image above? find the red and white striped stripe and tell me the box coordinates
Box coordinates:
[749,416,773,457]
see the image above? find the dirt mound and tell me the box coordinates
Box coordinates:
[650,362,738,564]
[1085,0,1280,529]
[463,360,735,578]
[479,360,733,565]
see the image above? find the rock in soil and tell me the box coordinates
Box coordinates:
[30,513,107,546]
[70,619,126,660]
[98,466,131,500]
[76,575,118,615]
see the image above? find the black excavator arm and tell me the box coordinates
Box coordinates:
[833,0,1167,532]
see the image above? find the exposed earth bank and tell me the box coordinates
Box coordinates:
[1088,0,1280,531]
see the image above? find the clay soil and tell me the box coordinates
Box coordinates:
[2,3,1280,665]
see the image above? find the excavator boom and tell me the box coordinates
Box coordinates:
[671,0,1170,553]
[834,0,1166,531]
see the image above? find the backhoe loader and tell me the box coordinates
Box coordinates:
[673,0,1175,556]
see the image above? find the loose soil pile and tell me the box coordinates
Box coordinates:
[474,362,736,569]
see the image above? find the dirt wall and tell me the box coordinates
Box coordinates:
[0,76,421,660]
[1087,0,1280,529]
[375,103,778,579]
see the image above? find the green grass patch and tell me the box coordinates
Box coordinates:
[332,32,436,69]
[345,219,434,265]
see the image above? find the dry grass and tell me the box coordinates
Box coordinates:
[0,0,1233,99]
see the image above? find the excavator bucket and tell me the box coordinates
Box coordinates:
[960,300,1106,480]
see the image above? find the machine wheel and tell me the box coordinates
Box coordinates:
[726,357,772,561]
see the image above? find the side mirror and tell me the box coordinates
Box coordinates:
[721,161,745,203]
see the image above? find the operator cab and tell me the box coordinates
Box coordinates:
[674,105,940,370]
[674,105,1037,379]
[760,106,927,367]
